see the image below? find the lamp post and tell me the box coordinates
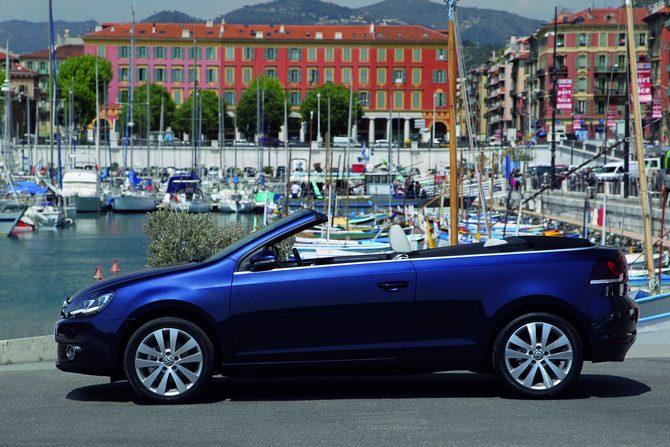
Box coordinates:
[307,110,313,206]
[432,92,437,146]
[317,92,321,143]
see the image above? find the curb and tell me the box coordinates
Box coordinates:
[0,336,57,365]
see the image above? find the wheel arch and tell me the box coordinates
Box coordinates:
[484,299,593,372]
[113,302,225,379]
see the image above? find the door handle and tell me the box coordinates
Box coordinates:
[377,281,410,292]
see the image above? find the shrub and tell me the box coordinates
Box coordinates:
[143,210,246,267]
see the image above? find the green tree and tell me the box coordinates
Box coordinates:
[56,55,112,135]
[236,76,287,139]
[299,84,364,141]
[171,89,227,141]
[118,83,177,139]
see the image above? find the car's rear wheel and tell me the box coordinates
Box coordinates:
[492,312,583,398]
[124,317,214,404]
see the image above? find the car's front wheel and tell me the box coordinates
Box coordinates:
[124,317,214,404]
[492,312,583,398]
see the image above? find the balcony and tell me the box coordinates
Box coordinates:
[594,65,623,74]
[536,68,545,76]
[592,86,625,96]
[554,67,569,76]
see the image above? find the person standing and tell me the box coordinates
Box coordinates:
[290,182,301,199]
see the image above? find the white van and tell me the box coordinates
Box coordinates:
[332,136,362,147]
[546,132,568,143]
[596,162,639,181]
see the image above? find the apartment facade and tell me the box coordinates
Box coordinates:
[82,21,455,144]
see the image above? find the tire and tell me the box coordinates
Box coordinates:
[124,317,214,404]
[492,312,583,398]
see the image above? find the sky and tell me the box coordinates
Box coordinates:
[0,0,626,24]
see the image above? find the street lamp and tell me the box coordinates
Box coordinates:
[432,92,437,145]
[317,92,321,143]
[307,110,313,205]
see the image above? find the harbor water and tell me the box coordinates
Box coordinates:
[0,212,255,341]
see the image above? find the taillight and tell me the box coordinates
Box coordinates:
[589,254,627,284]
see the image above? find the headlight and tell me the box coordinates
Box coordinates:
[63,290,115,319]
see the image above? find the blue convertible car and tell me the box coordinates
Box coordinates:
[55,209,638,403]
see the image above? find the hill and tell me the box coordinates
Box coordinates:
[0,20,98,55]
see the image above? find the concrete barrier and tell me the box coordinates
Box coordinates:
[0,336,57,365]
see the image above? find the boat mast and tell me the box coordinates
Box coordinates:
[447,0,458,245]
[624,0,656,289]
[95,57,100,171]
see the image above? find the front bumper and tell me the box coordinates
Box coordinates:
[54,317,126,377]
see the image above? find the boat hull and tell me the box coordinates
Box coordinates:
[111,195,157,212]
[75,195,102,213]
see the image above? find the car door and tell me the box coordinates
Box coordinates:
[230,258,416,363]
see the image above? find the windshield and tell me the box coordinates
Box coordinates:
[598,166,618,174]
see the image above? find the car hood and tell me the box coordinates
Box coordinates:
[68,263,197,301]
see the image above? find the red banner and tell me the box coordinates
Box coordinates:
[637,62,652,103]
[573,115,581,130]
[556,79,572,110]
[653,99,662,119]
[607,109,616,128]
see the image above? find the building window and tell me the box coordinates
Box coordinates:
[436,92,446,107]
[288,68,302,84]
[118,90,128,104]
[392,68,406,84]
[617,55,626,69]
[119,46,131,59]
[188,47,203,60]
[433,70,447,84]
[436,49,446,61]
[26,61,34,70]
[638,33,646,46]
[359,91,370,107]
[395,48,403,62]
[597,54,607,70]
[136,46,148,59]
[154,67,167,82]
[412,91,421,108]
[412,68,421,84]
[359,67,368,85]
[118,67,129,82]
[378,48,386,62]
[225,67,234,84]
[393,90,403,108]
[171,47,184,60]
[188,68,199,83]
[579,33,587,47]
[288,48,302,61]
[308,68,319,84]
[243,48,254,61]
[342,67,352,84]
[205,68,217,83]
[98,46,105,58]
[360,48,368,62]
[599,33,607,47]
[326,48,334,61]
[578,55,587,70]
[136,67,148,82]
[153,47,167,59]
[596,100,606,114]
[174,90,182,106]
[617,100,625,115]
[264,67,278,79]
[224,90,236,106]
[171,67,184,83]
[39,61,47,72]
[205,47,216,60]
[308,48,316,61]
[264,48,278,61]
[555,56,566,70]
[618,33,626,46]
[377,90,386,108]
[325,68,334,83]
[377,68,386,84]
[413,48,421,62]
[289,91,301,106]
[575,100,586,114]
[343,48,351,62]
[556,34,564,47]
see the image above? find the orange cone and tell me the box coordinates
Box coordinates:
[94,266,104,280]
[110,259,120,274]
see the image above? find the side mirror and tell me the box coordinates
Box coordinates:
[250,250,276,272]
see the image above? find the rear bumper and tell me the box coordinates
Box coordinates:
[589,297,639,363]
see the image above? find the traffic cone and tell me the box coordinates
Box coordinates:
[111,259,120,274]
[94,266,104,280]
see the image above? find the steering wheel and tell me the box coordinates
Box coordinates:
[292,248,304,267]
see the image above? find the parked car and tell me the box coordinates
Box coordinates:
[374,139,398,148]
[243,167,257,177]
[260,136,284,147]
[55,209,638,404]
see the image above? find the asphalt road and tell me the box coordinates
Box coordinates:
[0,355,668,447]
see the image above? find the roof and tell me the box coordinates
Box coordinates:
[21,45,84,60]
[549,7,647,27]
[0,51,20,62]
[86,22,448,43]
[10,65,38,77]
